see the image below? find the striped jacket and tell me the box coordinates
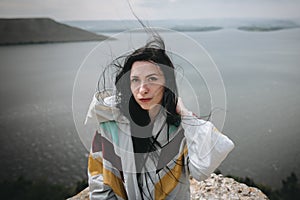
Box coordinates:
[86,93,235,200]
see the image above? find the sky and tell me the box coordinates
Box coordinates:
[0,0,300,21]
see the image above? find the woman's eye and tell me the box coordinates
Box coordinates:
[148,77,158,82]
[131,78,139,83]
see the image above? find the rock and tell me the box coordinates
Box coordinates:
[67,187,89,200]
[68,174,269,200]
[190,174,269,200]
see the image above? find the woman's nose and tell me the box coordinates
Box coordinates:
[139,82,149,94]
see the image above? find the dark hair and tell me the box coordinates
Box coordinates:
[115,38,181,128]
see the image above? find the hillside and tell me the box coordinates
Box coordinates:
[0,18,109,45]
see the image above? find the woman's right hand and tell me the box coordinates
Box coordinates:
[176,97,192,116]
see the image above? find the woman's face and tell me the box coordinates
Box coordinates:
[130,61,165,111]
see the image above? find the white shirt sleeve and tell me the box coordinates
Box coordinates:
[181,115,235,181]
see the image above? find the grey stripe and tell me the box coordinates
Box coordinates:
[156,128,185,170]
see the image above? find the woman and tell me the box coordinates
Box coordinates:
[86,38,234,200]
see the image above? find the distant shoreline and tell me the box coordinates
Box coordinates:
[0,18,110,45]
[64,18,300,34]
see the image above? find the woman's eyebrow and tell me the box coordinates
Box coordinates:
[130,73,159,78]
[146,73,159,78]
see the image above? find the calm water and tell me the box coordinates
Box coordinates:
[0,28,299,188]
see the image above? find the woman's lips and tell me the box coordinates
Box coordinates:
[139,98,152,103]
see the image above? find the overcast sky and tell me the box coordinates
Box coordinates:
[0,0,300,21]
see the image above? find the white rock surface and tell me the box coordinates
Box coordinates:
[190,174,269,200]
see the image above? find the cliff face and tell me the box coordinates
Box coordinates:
[67,174,269,200]
[0,18,108,45]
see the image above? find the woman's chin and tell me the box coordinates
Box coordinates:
[139,104,162,113]
[140,105,150,110]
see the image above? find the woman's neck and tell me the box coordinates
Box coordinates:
[148,104,162,122]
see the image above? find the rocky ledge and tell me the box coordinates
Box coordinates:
[67,173,268,200]
[190,173,268,200]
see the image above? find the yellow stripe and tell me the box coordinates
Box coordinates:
[88,154,128,199]
[88,154,103,176]
[103,167,127,199]
[155,147,188,200]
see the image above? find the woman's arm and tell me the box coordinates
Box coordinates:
[176,98,235,181]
